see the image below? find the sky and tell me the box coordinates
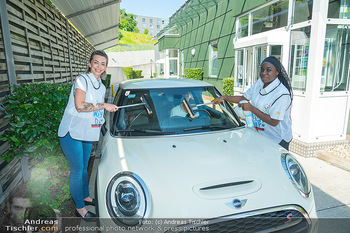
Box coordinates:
[120,0,187,19]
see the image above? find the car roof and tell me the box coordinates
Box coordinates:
[119,78,214,90]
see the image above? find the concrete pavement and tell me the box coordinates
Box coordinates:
[293,153,350,218]
[293,153,350,233]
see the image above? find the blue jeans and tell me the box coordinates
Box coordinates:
[59,133,92,209]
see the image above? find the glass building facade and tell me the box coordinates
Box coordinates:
[155,0,350,153]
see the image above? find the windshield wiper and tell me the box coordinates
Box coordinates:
[183,125,234,132]
[115,128,176,135]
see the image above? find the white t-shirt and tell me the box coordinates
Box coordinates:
[58,73,106,141]
[243,78,292,144]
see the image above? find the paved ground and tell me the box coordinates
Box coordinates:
[292,153,350,233]
[293,153,350,218]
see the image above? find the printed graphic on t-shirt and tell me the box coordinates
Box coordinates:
[92,101,104,128]
[263,104,270,112]
[252,114,265,131]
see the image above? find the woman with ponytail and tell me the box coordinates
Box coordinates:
[212,56,293,150]
[58,50,118,220]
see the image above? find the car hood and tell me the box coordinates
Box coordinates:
[100,128,313,218]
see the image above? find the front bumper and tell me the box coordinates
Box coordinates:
[165,205,316,233]
[97,205,317,233]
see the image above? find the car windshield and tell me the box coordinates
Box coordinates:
[111,86,241,136]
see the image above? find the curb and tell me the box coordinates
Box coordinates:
[315,151,350,173]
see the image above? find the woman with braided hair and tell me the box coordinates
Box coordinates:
[212,56,293,150]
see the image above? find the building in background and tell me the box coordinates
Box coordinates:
[107,49,155,85]
[135,15,169,36]
[154,0,350,156]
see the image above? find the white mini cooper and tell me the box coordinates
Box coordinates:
[95,78,317,233]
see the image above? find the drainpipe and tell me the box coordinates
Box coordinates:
[0,0,17,92]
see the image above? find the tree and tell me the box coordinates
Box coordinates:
[119,9,138,32]
[144,29,149,35]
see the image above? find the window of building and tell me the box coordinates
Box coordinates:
[328,0,350,18]
[235,50,244,88]
[142,18,145,23]
[169,49,179,77]
[162,20,165,24]
[169,60,178,76]
[270,45,282,60]
[251,0,288,35]
[157,20,160,24]
[157,25,160,29]
[150,25,153,29]
[150,19,153,24]
[238,15,249,38]
[254,45,268,83]
[293,0,313,24]
[209,41,218,77]
[321,24,350,92]
[157,63,164,77]
[289,26,311,91]
[169,49,178,58]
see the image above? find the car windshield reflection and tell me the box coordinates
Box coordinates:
[112,87,240,136]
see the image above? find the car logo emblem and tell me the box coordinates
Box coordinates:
[225,199,247,209]
[285,213,293,224]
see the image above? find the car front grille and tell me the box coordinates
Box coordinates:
[167,205,311,233]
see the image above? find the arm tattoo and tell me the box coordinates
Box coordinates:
[77,103,104,112]
[96,103,104,108]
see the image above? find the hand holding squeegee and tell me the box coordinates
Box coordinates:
[117,94,153,114]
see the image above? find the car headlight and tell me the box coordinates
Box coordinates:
[281,153,311,198]
[106,172,150,226]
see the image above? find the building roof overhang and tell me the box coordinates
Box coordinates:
[51,0,121,50]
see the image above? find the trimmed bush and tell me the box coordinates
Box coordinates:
[222,77,234,96]
[133,70,143,79]
[123,67,134,79]
[1,83,71,162]
[102,74,111,87]
[184,68,203,80]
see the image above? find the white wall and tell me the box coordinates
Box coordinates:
[107,50,155,82]
[106,67,125,85]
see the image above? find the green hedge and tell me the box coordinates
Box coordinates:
[123,67,144,79]
[123,67,134,79]
[1,83,71,162]
[102,74,111,87]
[184,68,203,80]
[133,70,143,79]
[222,77,234,96]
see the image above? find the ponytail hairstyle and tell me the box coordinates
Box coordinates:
[86,50,109,79]
[261,56,293,103]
